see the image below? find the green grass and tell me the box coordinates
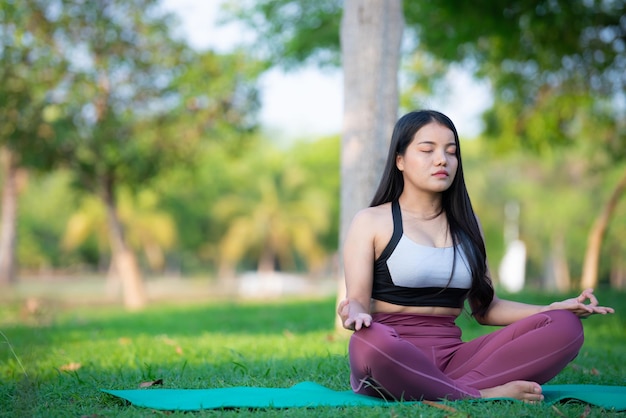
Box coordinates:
[0,289,624,417]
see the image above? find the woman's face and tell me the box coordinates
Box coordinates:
[395,122,458,194]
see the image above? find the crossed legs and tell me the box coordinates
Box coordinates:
[348,310,583,401]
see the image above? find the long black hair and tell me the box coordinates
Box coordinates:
[370,110,494,318]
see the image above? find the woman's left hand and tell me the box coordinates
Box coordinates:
[546,288,615,318]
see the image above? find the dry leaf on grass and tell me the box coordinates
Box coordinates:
[570,364,602,375]
[139,378,163,388]
[59,362,82,371]
[422,400,461,413]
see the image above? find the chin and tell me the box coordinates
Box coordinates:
[430,182,452,192]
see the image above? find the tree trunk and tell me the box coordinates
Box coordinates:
[610,244,625,289]
[543,232,570,292]
[336,0,404,329]
[102,180,146,310]
[0,147,20,285]
[257,244,275,274]
[105,255,122,300]
[580,167,626,289]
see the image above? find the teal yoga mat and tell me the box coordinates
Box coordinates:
[102,381,626,411]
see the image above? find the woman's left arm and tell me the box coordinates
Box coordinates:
[477,288,615,326]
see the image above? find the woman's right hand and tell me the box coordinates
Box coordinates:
[337,299,372,331]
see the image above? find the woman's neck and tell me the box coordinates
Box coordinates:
[398,193,443,219]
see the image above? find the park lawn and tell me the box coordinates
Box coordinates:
[0,289,624,417]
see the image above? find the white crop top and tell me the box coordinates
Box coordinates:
[387,236,472,289]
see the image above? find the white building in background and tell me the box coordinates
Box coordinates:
[499,239,527,293]
[498,201,527,293]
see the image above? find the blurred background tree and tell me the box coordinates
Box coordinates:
[0,0,70,285]
[1,0,264,308]
[50,0,196,309]
[213,141,332,279]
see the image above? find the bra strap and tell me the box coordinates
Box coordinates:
[376,200,403,261]
[391,199,403,235]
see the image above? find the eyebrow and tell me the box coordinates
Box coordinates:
[416,140,457,146]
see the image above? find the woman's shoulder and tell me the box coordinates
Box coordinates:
[351,203,393,228]
[347,203,395,256]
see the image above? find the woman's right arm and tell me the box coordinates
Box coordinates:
[339,209,376,331]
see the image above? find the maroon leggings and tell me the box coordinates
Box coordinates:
[349,310,583,401]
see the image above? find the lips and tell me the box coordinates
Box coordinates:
[433,170,448,177]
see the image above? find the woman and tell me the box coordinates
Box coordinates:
[337,110,614,402]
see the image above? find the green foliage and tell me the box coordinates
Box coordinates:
[0,291,624,417]
[60,188,178,272]
[399,52,450,112]
[16,171,82,270]
[2,0,263,196]
[0,0,69,168]
[167,49,264,156]
[407,0,625,86]
[15,132,339,276]
[148,134,340,276]
[213,141,333,274]
[407,0,626,154]
[462,135,626,286]
[290,136,340,252]
[222,0,343,69]
[49,0,188,194]
[1,0,270,279]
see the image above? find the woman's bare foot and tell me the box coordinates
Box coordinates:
[479,380,544,402]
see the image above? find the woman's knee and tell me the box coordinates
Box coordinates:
[349,323,396,353]
[544,309,584,347]
[546,309,583,331]
[349,322,409,368]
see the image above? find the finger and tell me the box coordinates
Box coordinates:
[579,306,612,316]
[585,292,599,306]
[581,302,594,312]
[594,306,614,314]
[581,288,598,302]
[354,319,363,331]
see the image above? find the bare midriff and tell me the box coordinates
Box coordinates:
[372,299,462,317]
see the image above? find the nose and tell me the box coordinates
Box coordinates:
[435,150,447,166]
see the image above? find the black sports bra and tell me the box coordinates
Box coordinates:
[371,200,471,308]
